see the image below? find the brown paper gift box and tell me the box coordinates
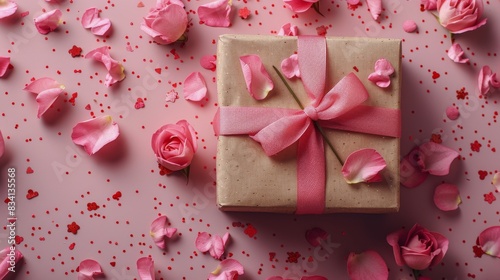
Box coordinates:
[216,34,401,214]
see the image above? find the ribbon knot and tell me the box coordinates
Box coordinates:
[304,105,319,121]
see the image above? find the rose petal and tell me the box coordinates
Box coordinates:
[209,259,244,280]
[445,105,459,120]
[421,0,437,10]
[81,8,101,28]
[478,226,500,258]
[196,232,229,259]
[278,23,299,36]
[366,0,382,20]
[90,18,111,36]
[478,65,500,96]
[71,115,120,155]
[447,43,469,63]
[283,0,318,13]
[419,142,459,176]
[143,4,188,44]
[0,130,4,158]
[0,56,10,77]
[373,58,395,76]
[400,150,429,188]
[403,20,417,33]
[281,54,300,79]
[368,73,391,88]
[347,250,389,280]
[433,183,461,211]
[150,215,177,249]
[137,257,155,280]
[492,172,500,192]
[239,54,274,100]
[200,54,217,71]
[341,148,387,184]
[183,72,207,101]
[0,247,23,279]
[85,46,125,87]
[78,259,102,280]
[302,277,328,280]
[305,227,329,247]
[34,9,62,35]
[0,1,17,19]
[198,0,231,28]
[35,86,65,118]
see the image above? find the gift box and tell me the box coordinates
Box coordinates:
[215,34,401,214]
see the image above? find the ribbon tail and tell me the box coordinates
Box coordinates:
[296,124,326,214]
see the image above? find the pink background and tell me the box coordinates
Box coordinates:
[1,0,499,279]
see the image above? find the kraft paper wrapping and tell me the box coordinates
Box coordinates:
[216,34,401,213]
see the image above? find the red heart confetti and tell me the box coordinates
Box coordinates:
[112,191,122,200]
[134,98,145,109]
[155,68,161,74]
[15,236,24,244]
[26,167,34,174]
[432,71,440,79]
[110,262,116,267]
[26,189,39,200]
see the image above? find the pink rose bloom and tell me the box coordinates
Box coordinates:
[437,0,487,34]
[151,120,197,172]
[283,0,319,13]
[141,0,188,45]
[387,224,449,271]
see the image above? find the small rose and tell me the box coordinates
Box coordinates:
[141,0,188,44]
[151,120,197,173]
[387,224,449,271]
[437,0,487,34]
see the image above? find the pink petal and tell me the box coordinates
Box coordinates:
[478,226,500,258]
[0,1,17,19]
[347,250,389,280]
[283,0,318,13]
[278,23,299,36]
[91,18,111,36]
[0,56,11,77]
[419,142,459,176]
[305,227,329,247]
[433,183,461,211]
[198,0,231,27]
[209,259,244,280]
[341,148,387,184]
[421,0,437,10]
[84,46,110,62]
[183,72,207,101]
[0,247,23,279]
[373,58,395,76]
[196,232,229,259]
[35,86,65,118]
[81,8,101,29]
[137,257,155,280]
[85,47,125,87]
[445,105,459,120]
[200,54,217,71]
[400,147,429,188]
[478,66,500,96]
[492,172,500,192]
[239,54,274,100]
[0,130,4,158]
[34,9,62,35]
[403,20,417,33]
[141,4,187,44]
[366,0,382,20]
[78,259,102,280]
[71,115,120,155]
[24,77,61,94]
[447,43,469,63]
[302,277,327,280]
[150,215,177,249]
[368,73,391,88]
[281,54,300,79]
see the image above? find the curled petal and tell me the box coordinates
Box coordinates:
[433,183,461,211]
[71,115,120,155]
[0,56,10,78]
[366,0,382,20]
[492,172,500,192]
[196,232,230,260]
[0,1,17,19]
[198,0,231,27]
[0,130,4,158]
[85,46,125,87]
[478,226,500,258]
[347,250,389,280]
[24,77,65,118]
[0,247,23,279]
[137,257,155,280]
[368,73,391,88]
[368,59,394,88]
[421,0,437,11]
[239,54,274,100]
[209,259,244,280]
[341,148,387,184]
[283,0,318,13]
[478,65,500,96]
[24,77,61,94]
[281,54,300,79]
[34,9,62,35]
[305,227,329,247]
[200,54,217,71]
[78,259,102,280]
[448,43,469,63]
[81,8,112,36]
[150,215,177,249]
[419,142,459,176]
[278,23,298,36]
[183,72,207,101]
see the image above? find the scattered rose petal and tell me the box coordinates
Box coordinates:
[281,54,300,79]
[421,0,437,10]
[447,43,469,63]
[0,130,4,158]
[278,23,299,36]
[366,0,382,20]
[341,148,387,184]
[403,20,417,33]
[183,72,207,101]
[433,183,461,211]
[81,7,112,36]
[78,259,102,280]
[196,232,230,260]
[492,172,500,192]
[209,259,244,280]
[150,215,177,249]
[478,65,500,96]
[446,106,459,120]
[34,9,62,35]
[0,56,10,77]
[0,1,17,19]
[239,54,274,100]
[141,2,187,44]
[24,77,66,118]
[166,89,179,103]
[198,0,231,27]
[368,58,395,88]
[85,46,125,87]
[137,257,155,280]
[71,115,120,155]
[478,226,500,258]
[305,227,329,247]
[0,247,23,279]
[238,7,250,19]
[200,54,216,71]
[283,0,319,13]
[347,250,389,280]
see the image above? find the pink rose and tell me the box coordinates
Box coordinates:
[151,120,197,172]
[387,224,449,271]
[141,0,188,44]
[283,0,319,13]
[437,0,487,34]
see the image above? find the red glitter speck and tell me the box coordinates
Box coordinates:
[316,25,327,36]
[87,202,100,211]
[456,87,468,100]
[68,92,78,106]
[112,191,122,200]
[471,140,482,152]
[478,170,487,180]
[244,224,257,238]
[431,133,442,144]
[69,243,75,250]
[26,167,34,174]
[286,252,301,263]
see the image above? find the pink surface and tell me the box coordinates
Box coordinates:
[0,0,499,279]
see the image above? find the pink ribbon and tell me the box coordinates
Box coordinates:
[214,36,400,214]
